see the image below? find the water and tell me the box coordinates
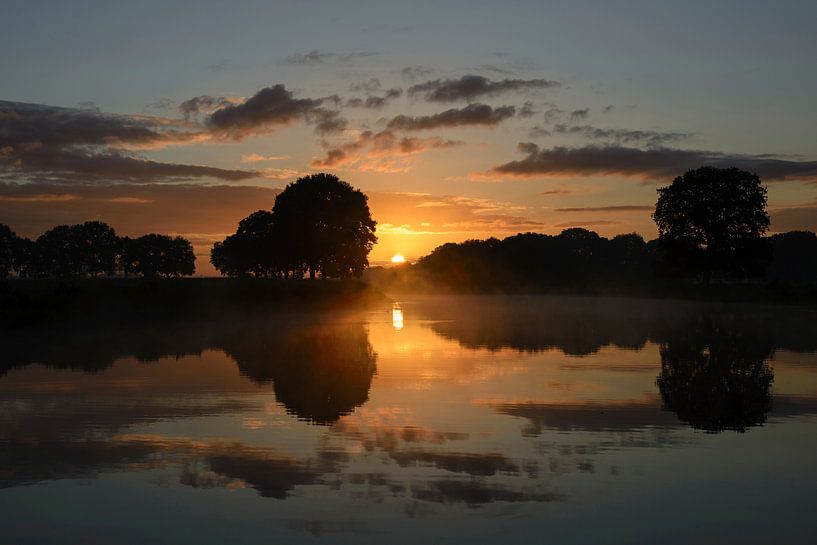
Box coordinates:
[1,295,816,544]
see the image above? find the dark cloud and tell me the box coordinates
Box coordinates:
[552,124,690,146]
[603,105,615,114]
[283,50,333,65]
[470,63,516,76]
[528,125,551,138]
[4,148,258,182]
[284,50,378,65]
[178,95,237,119]
[204,59,231,72]
[408,74,559,103]
[0,100,256,183]
[345,88,403,109]
[569,108,590,122]
[490,143,817,182]
[349,78,382,93]
[555,205,653,212]
[543,105,564,123]
[205,84,325,138]
[386,103,515,131]
[400,65,434,82]
[518,101,536,118]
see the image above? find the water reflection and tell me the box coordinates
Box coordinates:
[657,313,775,432]
[392,302,404,330]
[1,318,376,425]
[2,296,817,543]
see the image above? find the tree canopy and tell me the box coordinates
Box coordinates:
[653,167,771,283]
[0,221,195,278]
[211,173,377,279]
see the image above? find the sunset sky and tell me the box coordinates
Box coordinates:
[2,0,817,274]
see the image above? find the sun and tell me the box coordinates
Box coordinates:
[391,254,406,264]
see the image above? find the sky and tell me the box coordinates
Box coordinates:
[2,0,817,274]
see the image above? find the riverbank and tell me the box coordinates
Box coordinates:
[0,278,390,328]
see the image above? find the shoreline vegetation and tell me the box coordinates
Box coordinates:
[3,168,817,324]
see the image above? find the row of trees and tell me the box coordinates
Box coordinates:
[410,228,817,290]
[211,173,377,279]
[0,222,195,279]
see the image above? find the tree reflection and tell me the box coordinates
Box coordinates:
[656,313,775,432]
[0,318,377,425]
[218,322,377,424]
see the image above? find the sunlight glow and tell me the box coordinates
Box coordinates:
[392,303,404,331]
[391,254,406,264]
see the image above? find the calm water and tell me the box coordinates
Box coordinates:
[1,295,817,544]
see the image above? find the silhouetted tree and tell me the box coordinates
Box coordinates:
[34,224,84,278]
[653,167,770,284]
[272,173,377,279]
[117,236,140,277]
[767,231,817,285]
[211,210,279,277]
[77,221,119,277]
[0,224,15,279]
[131,234,195,277]
[30,222,119,278]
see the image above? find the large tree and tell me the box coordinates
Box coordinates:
[653,167,770,284]
[272,173,377,279]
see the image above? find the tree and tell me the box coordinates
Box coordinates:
[272,173,377,279]
[767,231,817,285]
[77,221,119,277]
[210,211,278,277]
[34,224,84,278]
[653,167,770,284]
[131,234,195,278]
[0,224,16,279]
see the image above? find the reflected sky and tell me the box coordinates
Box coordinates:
[2,296,817,544]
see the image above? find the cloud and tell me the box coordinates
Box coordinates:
[408,74,559,103]
[311,129,461,169]
[552,124,690,146]
[518,101,537,118]
[283,50,333,65]
[345,88,403,109]
[543,106,564,123]
[400,65,434,82]
[554,205,653,212]
[386,103,516,131]
[240,153,289,163]
[529,125,551,138]
[489,143,817,182]
[770,205,817,232]
[569,108,590,122]
[205,84,326,138]
[178,95,241,119]
[554,220,621,227]
[283,50,377,65]
[0,101,257,183]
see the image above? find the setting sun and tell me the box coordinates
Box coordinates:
[391,254,406,264]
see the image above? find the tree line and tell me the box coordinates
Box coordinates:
[0,221,195,279]
[405,228,817,291]
[380,167,817,291]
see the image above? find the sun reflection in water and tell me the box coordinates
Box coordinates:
[392,303,404,331]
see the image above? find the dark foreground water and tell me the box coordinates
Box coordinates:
[1,295,816,544]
